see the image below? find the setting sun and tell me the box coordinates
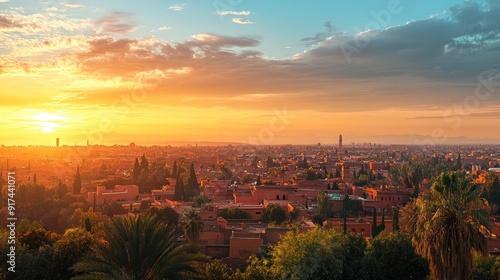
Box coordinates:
[31,112,65,134]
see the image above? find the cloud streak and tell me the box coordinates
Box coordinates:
[96,12,136,34]
[60,2,84,9]
[217,11,251,16]
[168,5,184,11]
[232,18,254,24]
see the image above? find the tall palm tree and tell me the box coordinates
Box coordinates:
[180,208,204,244]
[403,171,490,280]
[72,215,205,280]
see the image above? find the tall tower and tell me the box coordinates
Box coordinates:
[338,134,343,161]
[56,138,60,147]
[339,134,343,153]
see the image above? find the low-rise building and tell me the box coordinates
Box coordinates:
[86,184,139,205]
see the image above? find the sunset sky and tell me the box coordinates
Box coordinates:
[1,0,500,146]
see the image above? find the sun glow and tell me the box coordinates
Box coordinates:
[31,112,65,133]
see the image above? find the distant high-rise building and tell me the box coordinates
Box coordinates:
[56,138,59,147]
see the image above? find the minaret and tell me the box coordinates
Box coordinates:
[339,134,343,153]
[338,134,343,161]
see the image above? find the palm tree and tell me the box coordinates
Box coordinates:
[484,172,498,194]
[402,171,490,279]
[180,208,204,244]
[72,215,205,279]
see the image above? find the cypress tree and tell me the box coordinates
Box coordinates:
[84,217,92,232]
[56,179,67,199]
[266,156,274,170]
[372,209,378,237]
[301,157,309,169]
[73,166,82,195]
[140,154,148,172]
[172,161,178,178]
[392,206,400,232]
[343,194,351,213]
[133,158,140,182]
[174,176,184,201]
[455,153,462,170]
[378,208,386,233]
[187,163,199,198]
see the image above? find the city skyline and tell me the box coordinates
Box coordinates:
[1,0,500,146]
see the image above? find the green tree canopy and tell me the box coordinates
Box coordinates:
[147,206,180,226]
[73,215,205,279]
[262,204,287,225]
[289,206,300,222]
[219,207,251,219]
[53,228,95,279]
[19,228,59,250]
[297,157,309,169]
[364,233,429,280]
[56,179,69,200]
[256,175,262,186]
[482,171,500,206]
[469,254,500,280]
[312,213,326,226]
[317,192,332,218]
[193,194,211,207]
[201,259,241,280]
[270,228,367,280]
[306,169,318,180]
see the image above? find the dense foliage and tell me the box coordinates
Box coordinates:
[402,172,490,279]
[219,207,251,219]
[73,215,205,279]
[262,204,287,225]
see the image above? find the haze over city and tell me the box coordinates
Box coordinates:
[1,0,500,145]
